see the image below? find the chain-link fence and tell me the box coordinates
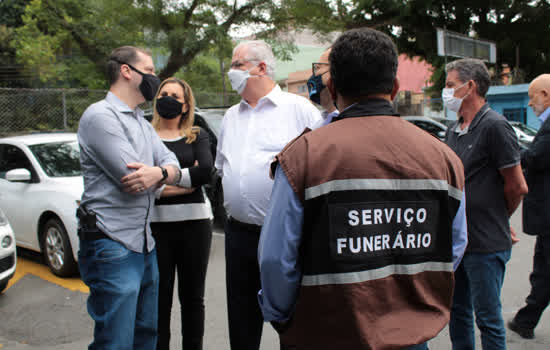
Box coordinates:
[0,88,107,136]
[0,88,240,137]
[194,91,240,108]
[0,87,453,137]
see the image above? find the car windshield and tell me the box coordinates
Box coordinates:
[512,123,537,137]
[28,140,81,177]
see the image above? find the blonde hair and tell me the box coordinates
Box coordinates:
[152,78,199,143]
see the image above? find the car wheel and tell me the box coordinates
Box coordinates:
[0,280,7,293]
[41,218,77,277]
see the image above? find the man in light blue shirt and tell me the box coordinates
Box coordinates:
[307,48,339,128]
[258,28,468,349]
[77,46,181,350]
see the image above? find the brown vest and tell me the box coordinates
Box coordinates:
[276,115,465,350]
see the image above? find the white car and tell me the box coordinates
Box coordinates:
[0,207,16,293]
[509,121,537,144]
[0,133,82,277]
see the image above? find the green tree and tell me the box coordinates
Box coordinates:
[12,0,298,88]
[0,0,32,87]
[288,0,550,95]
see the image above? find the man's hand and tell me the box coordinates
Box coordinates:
[121,163,163,194]
[510,226,520,245]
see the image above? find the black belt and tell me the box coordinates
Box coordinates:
[228,217,262,234]
[78,228,110,241]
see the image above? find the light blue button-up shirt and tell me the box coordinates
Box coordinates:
[538,106,550,124]
[78,92,179,252]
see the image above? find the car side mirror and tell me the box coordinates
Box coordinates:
[6,168,31,182]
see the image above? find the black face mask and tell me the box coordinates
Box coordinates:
[307,74,325,105]
[156,96,186,120]
[114,60,161,101]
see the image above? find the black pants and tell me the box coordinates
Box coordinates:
[513,234,550,329]
[151,219,212,350]
[225,219,265,350]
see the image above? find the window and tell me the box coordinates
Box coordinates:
[503,108,527,123]
[28,141,81,177]
[0,144,34,180]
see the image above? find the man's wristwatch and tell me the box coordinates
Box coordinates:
[159,166,168,182]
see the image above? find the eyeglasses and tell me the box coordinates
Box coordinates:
[312,62,329,76]
[230,60,260,70]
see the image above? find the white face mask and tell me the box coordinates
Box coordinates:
[442,81,470,113]
[227,65,256,94]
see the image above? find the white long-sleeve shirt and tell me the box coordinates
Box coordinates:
[215,85,321,225]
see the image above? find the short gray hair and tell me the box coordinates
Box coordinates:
[233,40,276,79]
[446,58,491,97]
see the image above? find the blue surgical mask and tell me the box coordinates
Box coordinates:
[307,74,325,105]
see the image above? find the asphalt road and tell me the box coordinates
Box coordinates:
[0,207,549,349]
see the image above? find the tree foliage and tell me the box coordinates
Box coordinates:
[287,0,550,95]
[0,0,32,87]
[11,0,299,89]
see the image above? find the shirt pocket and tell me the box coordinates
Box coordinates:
[255,122,295,153]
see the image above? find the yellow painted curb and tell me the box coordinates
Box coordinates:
[6,258,89,294]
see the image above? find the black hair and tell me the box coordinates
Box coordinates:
[329,28,398,97]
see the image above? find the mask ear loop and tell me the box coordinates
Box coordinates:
[461,80,473,100]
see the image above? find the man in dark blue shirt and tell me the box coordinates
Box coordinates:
[443,58,528,350]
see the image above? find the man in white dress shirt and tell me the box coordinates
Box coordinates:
[215,40,321,350]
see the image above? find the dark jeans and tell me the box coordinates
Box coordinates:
[225,219,264,350]
[450,250,511,350]
[78,237,159,350]
[513,235,550,329]
[151,219,212,350]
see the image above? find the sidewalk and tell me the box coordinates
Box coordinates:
[1,213,549,349]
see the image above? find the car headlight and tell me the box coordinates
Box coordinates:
[1,235,12,248]
[0,208,8,227]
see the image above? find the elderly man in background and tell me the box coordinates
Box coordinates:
[443,58,528,350]
[215,40,320,350]
[508,74,550,340]
[307,47,339,127]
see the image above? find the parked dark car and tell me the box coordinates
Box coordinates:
[431,117,458,129]
[402,116,447,141]
[144,108,227,227]
[195,108,226,228]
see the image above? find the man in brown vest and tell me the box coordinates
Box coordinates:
[257,28,468,350]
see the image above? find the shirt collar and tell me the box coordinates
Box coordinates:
[239,85,282,110]
[327,110,339,119]
[538,106,550,124]
[459,103,490,131]
[322,109,339,119]
[106,91,143,117]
